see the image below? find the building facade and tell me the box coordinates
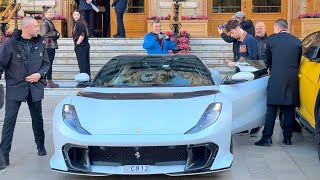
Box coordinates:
[4,0,320,38]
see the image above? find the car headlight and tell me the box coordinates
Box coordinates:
[62,104,91,135]
[185,102,222,134]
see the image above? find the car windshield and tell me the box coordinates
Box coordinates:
[90,55,214,87]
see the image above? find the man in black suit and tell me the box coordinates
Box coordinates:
[80,0,97,37]
[0,17,50,166]
[103,0,110,37]
[255,19,302,146]
[112,0,128,38]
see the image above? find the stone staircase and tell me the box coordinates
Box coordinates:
[1,38,233,95]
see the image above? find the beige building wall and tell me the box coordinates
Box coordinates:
[8,0,58,16]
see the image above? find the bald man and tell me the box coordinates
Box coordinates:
[255,22,268,62]
[0,17,50,167]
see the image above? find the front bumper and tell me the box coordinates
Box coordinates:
[50,106,233,176]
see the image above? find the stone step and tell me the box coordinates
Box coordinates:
[55,38,232,50]
[57,38,230,45]
[54,45,232,52]
[52,53,233,65]
[52,64,102,71]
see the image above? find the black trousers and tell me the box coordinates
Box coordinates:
[82,10,94,36]
[0,93,45,160]
[104,0,110,37]
[46,48,55,80]
[262,105,295,140]
[116,12,125,37]
[75,44,91,77]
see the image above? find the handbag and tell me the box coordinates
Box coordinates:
[0,84,4,109]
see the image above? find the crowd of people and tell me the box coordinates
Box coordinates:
[218,11,302,146]
[0,5,303,169]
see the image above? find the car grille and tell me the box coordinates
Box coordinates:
[88,145,188,166]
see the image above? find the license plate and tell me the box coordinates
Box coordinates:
[124,165,150,173]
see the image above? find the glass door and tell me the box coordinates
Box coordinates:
[208,0,241,37]
[208,0,287,37]
[244,0,287,35]
[110,0,148,38]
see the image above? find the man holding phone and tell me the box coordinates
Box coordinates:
[143,19,175,54]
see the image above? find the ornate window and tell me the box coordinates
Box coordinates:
[252,0,281,13]
[126,0,144,13]
[212,0,241,13]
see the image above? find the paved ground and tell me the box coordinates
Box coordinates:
[0,96,319,180]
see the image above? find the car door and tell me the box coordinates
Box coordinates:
[298,30,320,129]
[219,76,269,134]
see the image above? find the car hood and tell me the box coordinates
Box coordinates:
[70,86,218,135]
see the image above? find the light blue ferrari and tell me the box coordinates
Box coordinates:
[50,55,268,176]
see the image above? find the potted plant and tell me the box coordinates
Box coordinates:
[7,15,67,37]
[291,12,320,38]
[166,30,191,54]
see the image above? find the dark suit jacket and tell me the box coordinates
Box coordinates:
[112,0,128,13]
[80,0,97,11]
[265,32,302,106]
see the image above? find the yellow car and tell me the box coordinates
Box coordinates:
[296,28,320,160]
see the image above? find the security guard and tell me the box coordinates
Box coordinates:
[255,19,302,146]
[0,17,50,166]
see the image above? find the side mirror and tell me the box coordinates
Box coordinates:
[232,72,254,81]
[75,73,90,83]
[209,69,222,85]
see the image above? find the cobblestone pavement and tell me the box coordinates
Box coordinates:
[0,96,319,180]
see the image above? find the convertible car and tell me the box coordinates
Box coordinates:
[50,55,268,176]
[295,28,320,160]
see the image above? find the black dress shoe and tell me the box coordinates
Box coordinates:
[3,158,9,166]
[255,138,272,146]
[0,159,6,170]
[38,146,47,156]
[250,127,261,137]
[282,139,292,145]
[113,33,119,38]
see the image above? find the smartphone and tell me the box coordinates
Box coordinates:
[218,24,226,29]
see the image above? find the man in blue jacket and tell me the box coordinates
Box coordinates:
[80,0,97,37]
[112,0,128,38]
[143,19,175,54]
